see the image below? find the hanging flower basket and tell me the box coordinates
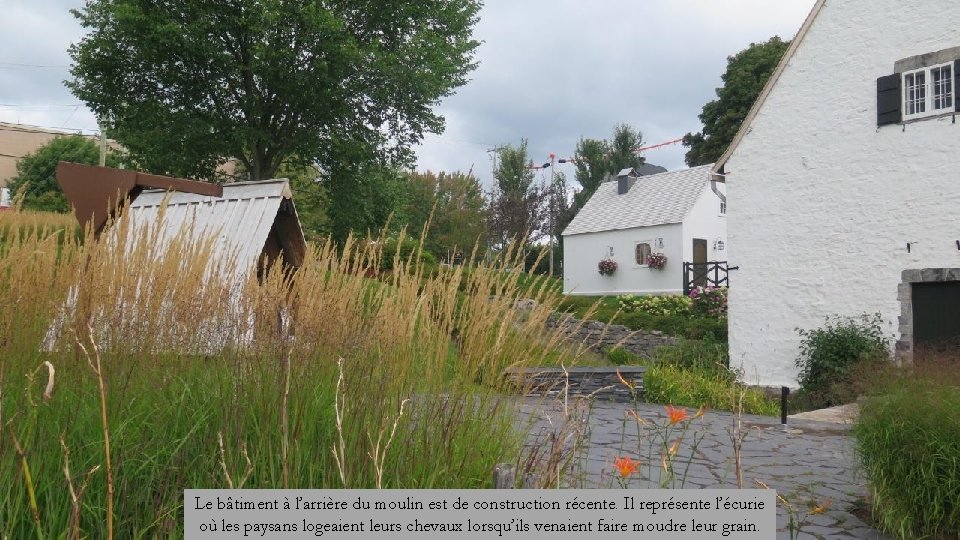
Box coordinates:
[645,252,667,270]
[597,258,618,276]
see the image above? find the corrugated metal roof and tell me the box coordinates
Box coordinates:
[122,179,293,282]
[562,165,714,236]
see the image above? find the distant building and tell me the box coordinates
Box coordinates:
[561,165,727,296]
[0,122,102,187]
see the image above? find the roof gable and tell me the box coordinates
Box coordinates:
[125,180,306,282]
[562,165,714,236]
[712,0,827,175]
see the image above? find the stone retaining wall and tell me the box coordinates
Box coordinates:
[504,366,645,402]
[545,312,678,358]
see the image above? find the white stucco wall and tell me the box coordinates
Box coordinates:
[682,184,728,263]
[726,0,960,386]
[563,224,683,295]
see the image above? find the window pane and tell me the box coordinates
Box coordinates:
[635,243,650,265]
[933,65,953,110]
[917,72,926,112]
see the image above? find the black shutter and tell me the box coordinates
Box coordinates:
[877,73,902,125]
[955,59,960,112]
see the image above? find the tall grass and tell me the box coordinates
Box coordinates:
[0,209,581,537]
[855,354,960,539]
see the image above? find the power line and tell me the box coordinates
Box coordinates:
[0,62,69,69]
[0,124,100,136]
[0,103,85,108]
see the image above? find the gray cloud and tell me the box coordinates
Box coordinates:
[0,0,815,187]
[416,0,816,187]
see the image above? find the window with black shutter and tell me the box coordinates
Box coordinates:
[877,74,901,125]
[955,59,960,112]
[878,49,960,126]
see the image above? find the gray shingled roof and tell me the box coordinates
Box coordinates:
[562,164,714,236]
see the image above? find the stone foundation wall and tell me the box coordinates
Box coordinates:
[545,313,678,359]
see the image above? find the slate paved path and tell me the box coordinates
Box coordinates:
[516,398,893,540]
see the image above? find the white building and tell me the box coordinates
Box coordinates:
[717,0,960,386]
[562,165,727,296]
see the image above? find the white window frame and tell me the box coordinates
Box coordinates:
[719,201,726,216]
[902,61,954,120]
[633,240,652,267]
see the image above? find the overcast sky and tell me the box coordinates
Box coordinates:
[1,0,814,187]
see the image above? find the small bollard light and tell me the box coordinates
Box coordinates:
[780,386,790,426]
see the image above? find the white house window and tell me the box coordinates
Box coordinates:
[903,62,953,119]
[719,201,727,215]
[932,64,953,110]
[635,242,651,266]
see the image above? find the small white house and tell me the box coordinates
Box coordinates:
[562,165,727,296]
[718,0,960,386]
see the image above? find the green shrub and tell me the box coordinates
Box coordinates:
[655,337,729,376]
[615,311,728,342]
[795,313,890,407]
[643,363,778,416]
[855,364,960,538]
[606,347,642,365]
[618,294,691,317]
[380,236,437,271]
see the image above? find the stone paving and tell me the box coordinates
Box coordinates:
[516,398,893,540]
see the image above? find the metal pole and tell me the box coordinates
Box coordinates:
[98,124,107,167]
[780,386,789,426]
[548,153,555,277]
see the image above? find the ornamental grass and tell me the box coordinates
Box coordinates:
[0,208,583,537]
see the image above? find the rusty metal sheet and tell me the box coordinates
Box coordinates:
[56,162,223,233]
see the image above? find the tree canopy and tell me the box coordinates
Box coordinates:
[487,140,546,248]
[402,170,487,259]
[572,123,645,209]
[7,135,121,213]
[67,0,481,181]
[682,36,790,166]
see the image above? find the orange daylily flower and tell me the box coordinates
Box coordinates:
[665,405,690,425]
[613,456,639,478]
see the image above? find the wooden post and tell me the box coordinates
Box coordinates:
[492,463,516,489]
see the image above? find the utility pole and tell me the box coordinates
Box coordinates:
[98,123,107,166]
[548,152,555,277]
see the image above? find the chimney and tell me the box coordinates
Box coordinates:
[617,167,638,195]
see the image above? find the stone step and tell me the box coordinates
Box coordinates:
[503,366,645,402]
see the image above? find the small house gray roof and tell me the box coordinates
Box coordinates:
[562,164,714,236]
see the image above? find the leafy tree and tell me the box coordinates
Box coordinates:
[683,37,790,166]
[401,170,441,243]
[68,0,481,181]
[321,141,407,244]
[432,171,487,259]
[401,170,487,260]
[7,135,121,213]
[545,170,574,276]
[487,140,546,249]
[403,171,487,259]
[276,160,329,243]
[572,123,645,209]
